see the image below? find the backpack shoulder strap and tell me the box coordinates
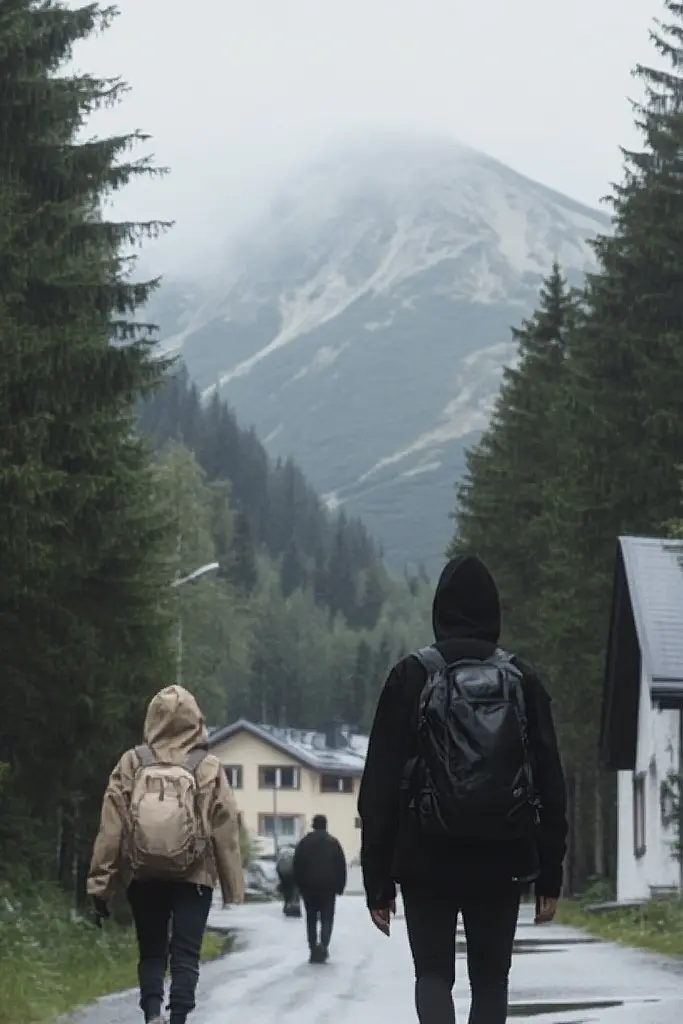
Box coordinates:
[185,748,207,774]
[135,744,157,767]
[414,645,447,677]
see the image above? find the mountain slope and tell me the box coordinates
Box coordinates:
[149,134,610,573]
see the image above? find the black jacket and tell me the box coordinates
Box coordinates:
[293,829,347,895]
[358,555,568,910]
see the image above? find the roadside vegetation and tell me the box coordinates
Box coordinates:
[0,886,223,1024]
[557,884,683,959]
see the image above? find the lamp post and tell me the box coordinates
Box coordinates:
[272,773,280,857]
[171,561,220,685]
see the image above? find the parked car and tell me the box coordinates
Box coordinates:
[244,858,279,900]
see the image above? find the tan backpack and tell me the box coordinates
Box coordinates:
[125,745,209,880]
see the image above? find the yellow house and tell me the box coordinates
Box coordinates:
[208,719,367,863]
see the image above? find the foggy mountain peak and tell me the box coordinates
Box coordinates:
[151,134,610,572]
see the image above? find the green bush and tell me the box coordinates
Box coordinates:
[0,885,223,1024]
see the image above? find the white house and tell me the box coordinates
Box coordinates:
[600,536,683,903]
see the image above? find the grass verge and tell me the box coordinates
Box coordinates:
[0,886,225,1024]
[557,897,683,958]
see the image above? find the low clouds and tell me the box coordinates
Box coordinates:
[69,0,661,275]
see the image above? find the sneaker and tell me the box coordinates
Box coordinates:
[309,943,325,964]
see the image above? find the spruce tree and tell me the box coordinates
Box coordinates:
[359,563,387,630]
[451,263,578,656]
[229,510,259,594]
[328,518,357,622]
[0,1,174,879]
[312,545,330,607]
[280,537,306,598]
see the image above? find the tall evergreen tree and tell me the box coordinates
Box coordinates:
[312,545,330,607]
[358,563,387,630]
[328,517,357,622]
[0,0,174,880]
[229,510,259,594]
[452,263,578,656]
[280,537,307,598]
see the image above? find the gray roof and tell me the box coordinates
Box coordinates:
[601,535,683,771]
[619,536,683,695]
[207,718,368,776]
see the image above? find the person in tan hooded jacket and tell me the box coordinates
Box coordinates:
[88,685,243,1024]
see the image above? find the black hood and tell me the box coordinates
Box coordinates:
[432,555,501,643]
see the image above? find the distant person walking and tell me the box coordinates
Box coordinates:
[293,814,347,963]
[358,555,568,1024]
[276,844,301,916]
[87,684,244,1024]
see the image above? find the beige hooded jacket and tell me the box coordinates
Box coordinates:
[87,685,244,906]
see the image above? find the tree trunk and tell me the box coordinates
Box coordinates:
[593,772,605,878]
[574,769,588,892]
[57,807,75,893]
[563,774,575,896]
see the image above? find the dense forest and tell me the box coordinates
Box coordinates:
[450,1,683,893]
[138,368,431,730]
[0,2,429,893]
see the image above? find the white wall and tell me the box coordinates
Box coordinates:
[617,667,680,902]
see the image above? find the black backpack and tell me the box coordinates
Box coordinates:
[406,646,539,841]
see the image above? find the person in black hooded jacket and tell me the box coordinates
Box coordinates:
[293,814,347,962]
[358,555,567,1024]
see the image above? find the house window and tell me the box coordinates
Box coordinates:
[258,814,301,840]
[223,765,243,789]
[258,765,300,790]
[354,817,361,829]
[633,772,646,859]
[320,773,354,794]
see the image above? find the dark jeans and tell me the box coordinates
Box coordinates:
[279,878,295,900]
[302,890,336,950]
[402,882,520,1024]
[128,881,213,1023]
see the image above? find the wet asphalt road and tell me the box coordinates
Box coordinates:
[72,896,683,1024]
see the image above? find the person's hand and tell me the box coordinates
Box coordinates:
[370,899,396,936]
[535,896,558,924]
[92,897,110,927]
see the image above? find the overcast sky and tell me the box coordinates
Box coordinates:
[72,0,664,273]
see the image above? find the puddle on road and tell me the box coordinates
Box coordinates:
[508,1001,622,1017]
[514,937,600,947]
[512,937,600,952]
[455,936,599,955]
[507,998,660,1019]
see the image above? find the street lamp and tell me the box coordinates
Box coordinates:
[272,773,280,857]
[171,561,220,685]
